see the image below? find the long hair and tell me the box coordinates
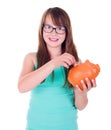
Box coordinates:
[36,7,79,87]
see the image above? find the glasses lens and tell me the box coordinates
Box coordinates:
[43,24,65,34]
[56,27,65,34]
[43,25,52,33]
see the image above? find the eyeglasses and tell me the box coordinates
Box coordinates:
[43,24,66,34]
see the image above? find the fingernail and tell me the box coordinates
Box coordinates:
[81,80,84,83]
[85,77,88,80]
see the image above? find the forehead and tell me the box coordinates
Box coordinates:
[44,14,63,26]
[44,15,53,24]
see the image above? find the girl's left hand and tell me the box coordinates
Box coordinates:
[74,78,96,110]
[75,78,96,94]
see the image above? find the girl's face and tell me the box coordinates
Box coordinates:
[43,15,66,50]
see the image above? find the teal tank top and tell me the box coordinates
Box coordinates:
[26,66,78,130]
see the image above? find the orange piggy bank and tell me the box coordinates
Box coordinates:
[67,60,100,90]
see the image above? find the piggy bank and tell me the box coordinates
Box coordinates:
[67,60,100,90]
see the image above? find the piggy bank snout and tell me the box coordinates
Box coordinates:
[89,63,100,76]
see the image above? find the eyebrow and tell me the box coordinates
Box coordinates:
[44,24,65,28]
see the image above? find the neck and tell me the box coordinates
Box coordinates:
[48,47,62,59]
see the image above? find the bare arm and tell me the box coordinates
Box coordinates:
[18,53,76,93]
[18,53,55,93]
[74,78,96,110]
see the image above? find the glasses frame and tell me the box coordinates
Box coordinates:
[43,24,66,34]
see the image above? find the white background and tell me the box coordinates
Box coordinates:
[0,0,111,130]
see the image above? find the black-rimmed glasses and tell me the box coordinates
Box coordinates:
[43,24,66,34]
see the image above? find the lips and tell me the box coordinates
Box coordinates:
[49,37,59,42]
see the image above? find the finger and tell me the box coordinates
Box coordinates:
[64,53,76,65]
[62,62,70,68]
[85,78,92,90]
[64,58,73,66]
[80,80,87,91]
[75,85,82,91]
[62,57,75,67]
[91,79,97,88]
[74,61,81,66]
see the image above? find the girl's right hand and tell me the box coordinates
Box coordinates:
[51,53,76,69]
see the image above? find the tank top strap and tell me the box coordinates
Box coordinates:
[34,61,38,70]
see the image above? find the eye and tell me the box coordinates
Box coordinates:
[44,25,52,29]
[57,27,65,31]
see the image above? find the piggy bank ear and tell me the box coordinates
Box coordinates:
[85,60,94,68]
[85,60,90,64]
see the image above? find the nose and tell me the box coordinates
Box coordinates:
[51,28,57,34]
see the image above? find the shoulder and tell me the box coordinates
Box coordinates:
[18,52,37,80]
[23,52,37,66]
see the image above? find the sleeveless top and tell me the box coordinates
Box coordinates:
[26,65,78,130]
